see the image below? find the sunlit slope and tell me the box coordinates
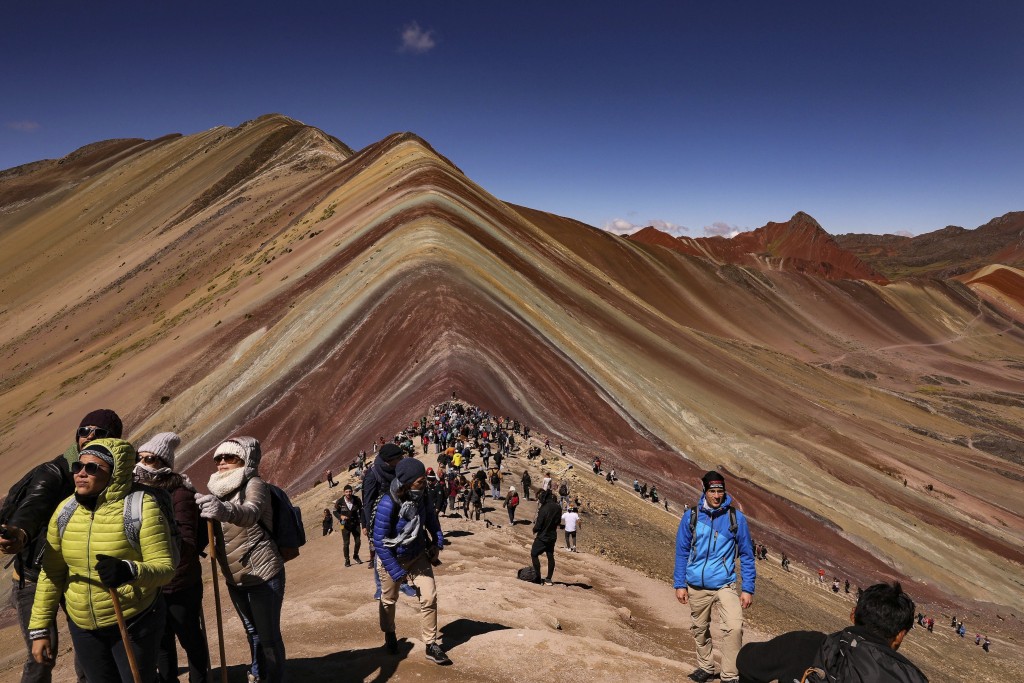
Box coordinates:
[0,117,1021,606]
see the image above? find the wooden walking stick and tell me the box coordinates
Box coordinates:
[208,519,229,683]
[108,588,142,683]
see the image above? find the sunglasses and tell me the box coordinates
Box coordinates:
[213,454,243,464]
[77,426,111,439]
[72,461,110,476]
[138,455,166,466]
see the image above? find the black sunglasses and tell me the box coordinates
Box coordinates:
[213,454,243,463]
[77,426,111,439]
[72,461,110,476]
[138,455,166,466]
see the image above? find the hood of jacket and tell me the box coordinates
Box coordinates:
[80,437,136,505]
[217,436,262,480]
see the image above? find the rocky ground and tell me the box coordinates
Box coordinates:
[1,426,1020,682]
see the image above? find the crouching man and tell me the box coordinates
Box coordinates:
[737,582,928,682]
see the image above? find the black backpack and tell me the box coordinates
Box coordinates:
[517,566,538,582]
[258,484,306,562]
[801,630,929,683]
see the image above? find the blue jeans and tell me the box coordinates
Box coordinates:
[227,572,286,683]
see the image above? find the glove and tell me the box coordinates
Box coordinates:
[95,554,136,588]
[195,493,231,522]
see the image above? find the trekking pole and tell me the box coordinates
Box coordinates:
[208,519,229,683]
[108,589,143,683]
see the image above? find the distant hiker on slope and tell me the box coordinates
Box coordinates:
[371,458,451,665]
[521,470,532,501]
[737,582,928,683]
[531,489,562,586]
[561,506,580,552]
[503,486,520,524]
[674,470,756,683]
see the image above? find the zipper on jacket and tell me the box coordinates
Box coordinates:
[86,510,97,629]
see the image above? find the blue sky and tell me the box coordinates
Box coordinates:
[2,1,1021,236]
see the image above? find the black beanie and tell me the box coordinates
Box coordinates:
[379,443,405,462]
[702,470,726,492]
[79,409,123,438]
[395,458,426,486]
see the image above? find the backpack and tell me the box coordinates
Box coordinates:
[258,484,306,562]
[57,484,182,569]
[0,460,67,576]
[558,483,568,497]
[517,566,538,582]
[801,630,928,683]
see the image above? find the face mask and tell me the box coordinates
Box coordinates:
[407,488,424,502]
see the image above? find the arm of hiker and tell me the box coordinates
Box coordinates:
[676,587,689,604]
[672,510,693,592]
[0,524,28,554]
[5,462,64,553]
[28,515,68,639]
[740,591,753,608]
[736,513,757,597]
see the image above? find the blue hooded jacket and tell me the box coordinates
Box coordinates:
[371,489,443,583]
[673,493,756,594]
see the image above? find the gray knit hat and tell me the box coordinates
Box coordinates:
[137,432,181,469]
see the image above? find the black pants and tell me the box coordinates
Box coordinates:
[530,537,555,582]
[158,582,209,683]
[507,505,516,524]
[70,594,166,683]
[342,527,361,560]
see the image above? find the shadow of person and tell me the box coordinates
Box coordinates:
[266,639,414,682]
[445,529,474,538]
[439,618,511,650]
[553,581,593,589]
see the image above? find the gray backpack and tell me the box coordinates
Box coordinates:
[56,485,181,568]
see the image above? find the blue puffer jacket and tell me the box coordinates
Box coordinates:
[673,493,756,594]
[371,491,443,582]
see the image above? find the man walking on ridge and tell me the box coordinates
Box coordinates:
[674,471,756,683]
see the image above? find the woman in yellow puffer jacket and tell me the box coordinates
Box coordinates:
[29,438,175,683]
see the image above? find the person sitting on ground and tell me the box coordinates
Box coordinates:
[736,582,928,683]
[322,508,334,536]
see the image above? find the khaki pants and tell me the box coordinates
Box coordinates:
[688,584,743,679]
[378,554,438,645]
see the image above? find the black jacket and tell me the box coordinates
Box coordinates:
[334,495,363,532]
[5,453,75,583]
[737,626,928,683]
[533,498,562,542]
[360,455,397,529]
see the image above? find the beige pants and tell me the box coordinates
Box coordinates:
[378,553,438,645]
[688,584,743,679]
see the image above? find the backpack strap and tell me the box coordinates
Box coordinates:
[55,498,79,539]
[688,505,699,557]
[123,490,145,555]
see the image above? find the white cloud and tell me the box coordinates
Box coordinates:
[602,218,689,236]
[400,22,436,54]
[703,221,746,238]
[895,230,914,238]
[7,121,40,132]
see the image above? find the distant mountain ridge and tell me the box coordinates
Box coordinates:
[628,212,888,282]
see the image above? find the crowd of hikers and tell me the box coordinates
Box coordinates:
[0,400,1000,683]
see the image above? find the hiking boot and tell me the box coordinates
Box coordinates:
[345,559,351,567]
[384,631,398,654]
[687,669,717,683]
[425,642,451,665]
[353,555,362,563]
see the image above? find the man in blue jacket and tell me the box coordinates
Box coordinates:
[372,458,451,666]
[674,471,756,683]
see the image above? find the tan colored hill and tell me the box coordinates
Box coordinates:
[0,113,1022,641]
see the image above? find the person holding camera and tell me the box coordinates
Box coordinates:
[371,458,450,665]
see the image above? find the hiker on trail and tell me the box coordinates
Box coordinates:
[371,458,451,665]
[650,486,659,504]
[781,554,790,571]
[819,569,826,583]
[470,479,484,521]
[558,480,570,508]
[832,578,840,593]
[503,486,520,524]
[134,431,211,683]
[30,438,175,683]
[2,408,122,683]
[521,470,532,501]
[361,444,416,598]
[983,636,990,652]
[489,469,502,500]
[606,471,613,483]
[926,617,933,632]
[674,471,756,683]
[196,437,286,683]
[845,579,850,594]
[975,633,981,645]
[493,449,503,472]
[335,485,363,566]
[322,509,334,536]
[633,479,641,493]
[542,472,553,492]
[737,582,928,683]
[545,438,551,451]
[531,489,561,586]
[561,506,580,552]
[325,468,337,488]
[640,482,648,499]
[425,468,446,519]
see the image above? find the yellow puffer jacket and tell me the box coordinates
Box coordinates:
[29,438,175,632]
